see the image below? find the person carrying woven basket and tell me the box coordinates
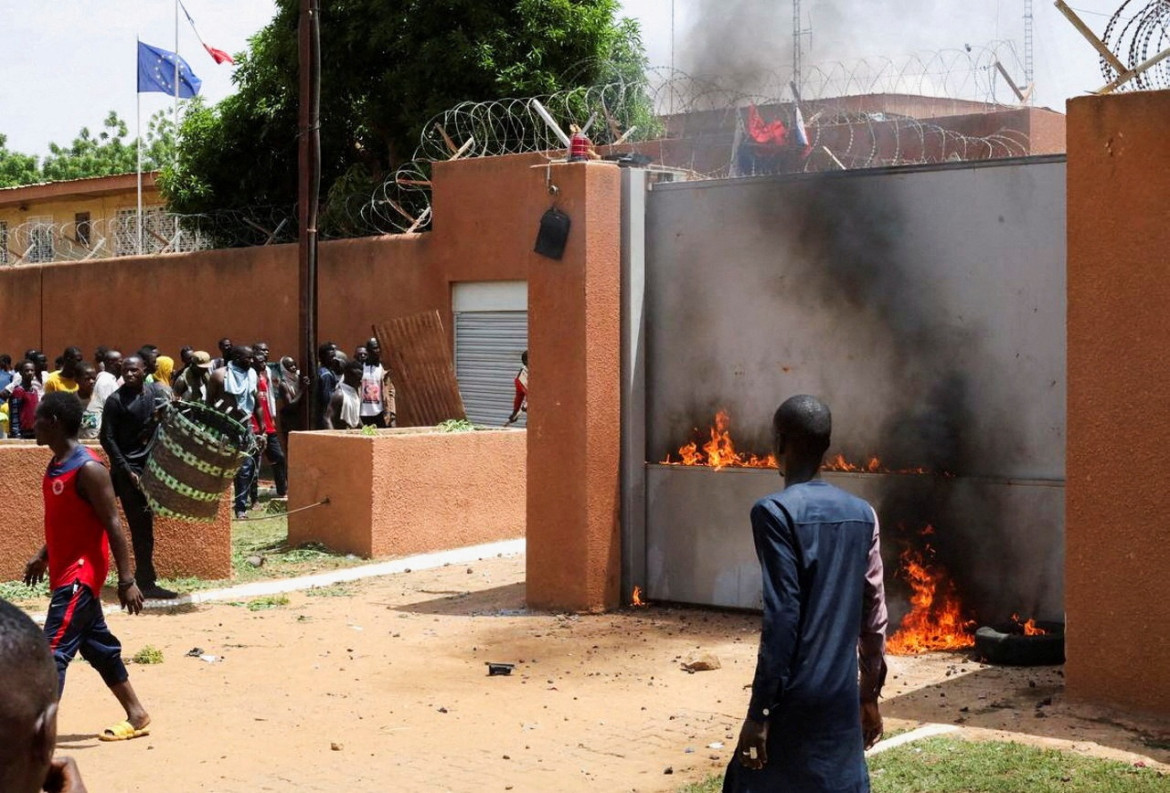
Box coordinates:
[99,356,176,601]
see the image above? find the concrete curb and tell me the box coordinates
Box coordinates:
[865,723,960,756]
[31,537,526,624]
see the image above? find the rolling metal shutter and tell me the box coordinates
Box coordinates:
[454,310,528,427]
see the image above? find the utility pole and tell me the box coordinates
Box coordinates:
[298,0,321,429]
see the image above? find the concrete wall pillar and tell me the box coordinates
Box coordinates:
[526,162,623,612]
[1066,90,1170,717]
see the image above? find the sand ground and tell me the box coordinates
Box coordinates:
[49,553,1170,792]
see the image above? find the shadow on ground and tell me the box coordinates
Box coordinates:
[882,654,1170,764]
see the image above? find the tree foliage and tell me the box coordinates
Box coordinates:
[0,134,40,188]
[159,0,647,234]
[0,111,176,187]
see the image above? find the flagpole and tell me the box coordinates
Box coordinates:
[174,0,180,135]
[137,84,143,256]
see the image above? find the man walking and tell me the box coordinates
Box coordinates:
[25,391,151,743]
[505,350,529,426]
[99,357,175,600]
[725,395,887,793]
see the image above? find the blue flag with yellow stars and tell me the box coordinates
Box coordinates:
[137,40,202,97]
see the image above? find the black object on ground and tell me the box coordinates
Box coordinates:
[974,621,1065,666]
[486,662,515,676]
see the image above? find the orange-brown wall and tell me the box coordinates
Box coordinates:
[0,442,231,582]
[526,163,623,612]
[287,428,525,557]
[1066,90,1170,717]
[0,153,542,363]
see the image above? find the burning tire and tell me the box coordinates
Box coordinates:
[974,621,1065,666]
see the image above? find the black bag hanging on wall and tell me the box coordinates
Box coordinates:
[534,207,571,260]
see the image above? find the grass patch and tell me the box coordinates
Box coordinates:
[0,578,48,607]
[131,645,164,664]
[151,515,366,594]
[679,738,1170,793]
[678,776,722,793]
[245,595,289,611]
[305,584,354,597]
[870,737,1168,792]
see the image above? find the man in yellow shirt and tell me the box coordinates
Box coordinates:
[43,347,84,394]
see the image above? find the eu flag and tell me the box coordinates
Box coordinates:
[137,40,202,97]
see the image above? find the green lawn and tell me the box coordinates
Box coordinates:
[680,737,1169,792]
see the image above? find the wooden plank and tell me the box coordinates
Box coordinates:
[1054,0,1128,75]
[1095,44,1170,94]
[373,310,466,427]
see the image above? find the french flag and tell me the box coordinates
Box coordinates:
[792,105,810,151]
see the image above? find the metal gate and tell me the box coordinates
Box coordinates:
[622,158,1068,615]
[454,311,528,426]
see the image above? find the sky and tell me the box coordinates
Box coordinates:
[0,0,1133,158]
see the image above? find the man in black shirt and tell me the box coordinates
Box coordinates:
[99,356,176,600]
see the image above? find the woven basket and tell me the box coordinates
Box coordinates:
[140,401,256,522]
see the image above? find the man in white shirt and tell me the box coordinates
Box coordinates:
[92,351,122,409]
[354,340,393,428]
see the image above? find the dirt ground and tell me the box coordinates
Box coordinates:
[49,553,1170,793]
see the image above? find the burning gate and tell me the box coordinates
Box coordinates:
[620,157,1067,646]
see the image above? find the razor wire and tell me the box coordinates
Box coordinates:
[1100,0,1170,90]
[1,208,294,267]
[357,42,1035,234]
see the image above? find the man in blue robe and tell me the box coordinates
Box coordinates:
[725,395,888,793]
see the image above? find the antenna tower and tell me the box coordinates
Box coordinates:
[1023,0,1034,101]
[793,0,813,90]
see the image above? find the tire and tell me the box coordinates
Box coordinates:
[974,621,1065,666]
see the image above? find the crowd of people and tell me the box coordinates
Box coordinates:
[0,337,402,584]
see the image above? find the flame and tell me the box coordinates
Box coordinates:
[660,411,928,473]
[1011,613,1047,636]
[661,410,777,470]
[631,586,647,607]
[887,528,975,655]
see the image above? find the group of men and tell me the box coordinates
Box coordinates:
[313,337,397,431]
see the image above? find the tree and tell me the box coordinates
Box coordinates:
[40,111,176,183]
[159,0,648,236]
[0,134,39,187]
[0,112,177,188]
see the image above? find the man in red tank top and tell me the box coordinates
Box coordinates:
[24,392,152,742]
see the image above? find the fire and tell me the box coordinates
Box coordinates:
[660,411,929,473]
[1011,614,1047,636]
[661,410,776,470]
[631,586,647,607]
[887,529,975,655]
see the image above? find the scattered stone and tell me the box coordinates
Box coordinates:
[682,653,722,673]
[663,767,674,775]
[245,555,265,568]
[438,707,449,714]
[331,742,343,751]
